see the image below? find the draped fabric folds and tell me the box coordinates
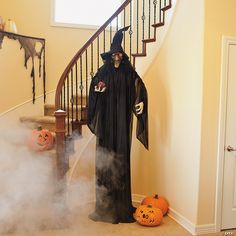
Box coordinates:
[88,58,148,224]
[0,30,46,103]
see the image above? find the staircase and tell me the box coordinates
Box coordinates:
[20,0,173,180]
[20,96,87,133]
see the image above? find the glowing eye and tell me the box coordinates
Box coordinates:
[112,52,122,57]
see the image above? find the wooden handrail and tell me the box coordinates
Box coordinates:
[55,0,131,109]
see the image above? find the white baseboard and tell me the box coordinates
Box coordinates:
[167,208,217,235]
[132,193,145,204]
[166,207,196,235]
[132,193,217,236]
[194,224,216,235]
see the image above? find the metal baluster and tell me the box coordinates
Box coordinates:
[63,81,66,111]
[154,0,157,24]
[149,0,151,38]
[103,30,106,53]
[129,0,133,60]
[60,90,63,109]
[137,0,139,53]
[86,49,88,106]
[90,43,94,115]
[142,0,145,42]
[75,62,78,121]
[159,0,162,23]
[43,48,46,103]
[67,76,70,135]
[97,36,99,69]
[123,8,126,51]
[71,68,74,131]
[80,56,83,120]
[91,43,93,77]
[116,16,119,31]
[110,23,112,44]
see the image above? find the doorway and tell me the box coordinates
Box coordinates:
[216,36,236,231]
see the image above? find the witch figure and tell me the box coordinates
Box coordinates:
[87,26,148,224]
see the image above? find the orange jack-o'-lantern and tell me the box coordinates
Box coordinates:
[141,194,169,216]
[29,126,54,151]
[135,204,163,227]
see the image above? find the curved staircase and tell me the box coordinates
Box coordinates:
[20,0,173,180]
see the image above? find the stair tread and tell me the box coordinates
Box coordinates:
[152,22,165,27]
[20,115,56,124]
[143,38,156,43]
[132,53,147,57]
[161,4,172,11]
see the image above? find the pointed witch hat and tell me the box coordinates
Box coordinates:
[101,25,130,60]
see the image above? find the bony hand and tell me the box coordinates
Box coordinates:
[95,80,106,92]
[95,86,106,92]
[135,102,144,115]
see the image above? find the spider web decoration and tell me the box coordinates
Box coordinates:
[0,30,46,103]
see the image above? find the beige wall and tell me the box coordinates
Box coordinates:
[132,0,204,224]
[197,0,236,225]
[0,0,95,113]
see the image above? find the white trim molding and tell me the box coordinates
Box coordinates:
[168,207,196,235]
[215,36,236,232]
[194,224,216,235]
[132,193,145,203]
[166,208,216,235]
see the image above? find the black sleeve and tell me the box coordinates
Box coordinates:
[87,75,99,134]
[134,76,149,150]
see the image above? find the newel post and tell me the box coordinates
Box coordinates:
[54,109,68,179]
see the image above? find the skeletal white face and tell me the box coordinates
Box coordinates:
[112,52,123,68]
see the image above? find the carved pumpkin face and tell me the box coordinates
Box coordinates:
[141,194,169,216]
[135,205,163,227]
[29,126,54,151]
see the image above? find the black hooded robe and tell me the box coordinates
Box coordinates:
[87,59,148,224]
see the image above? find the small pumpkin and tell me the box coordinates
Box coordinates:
[29,126,54,151]
[135,204,163,226]
[141,194,169,215]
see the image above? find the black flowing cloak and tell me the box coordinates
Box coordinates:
[87,59,148,223]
